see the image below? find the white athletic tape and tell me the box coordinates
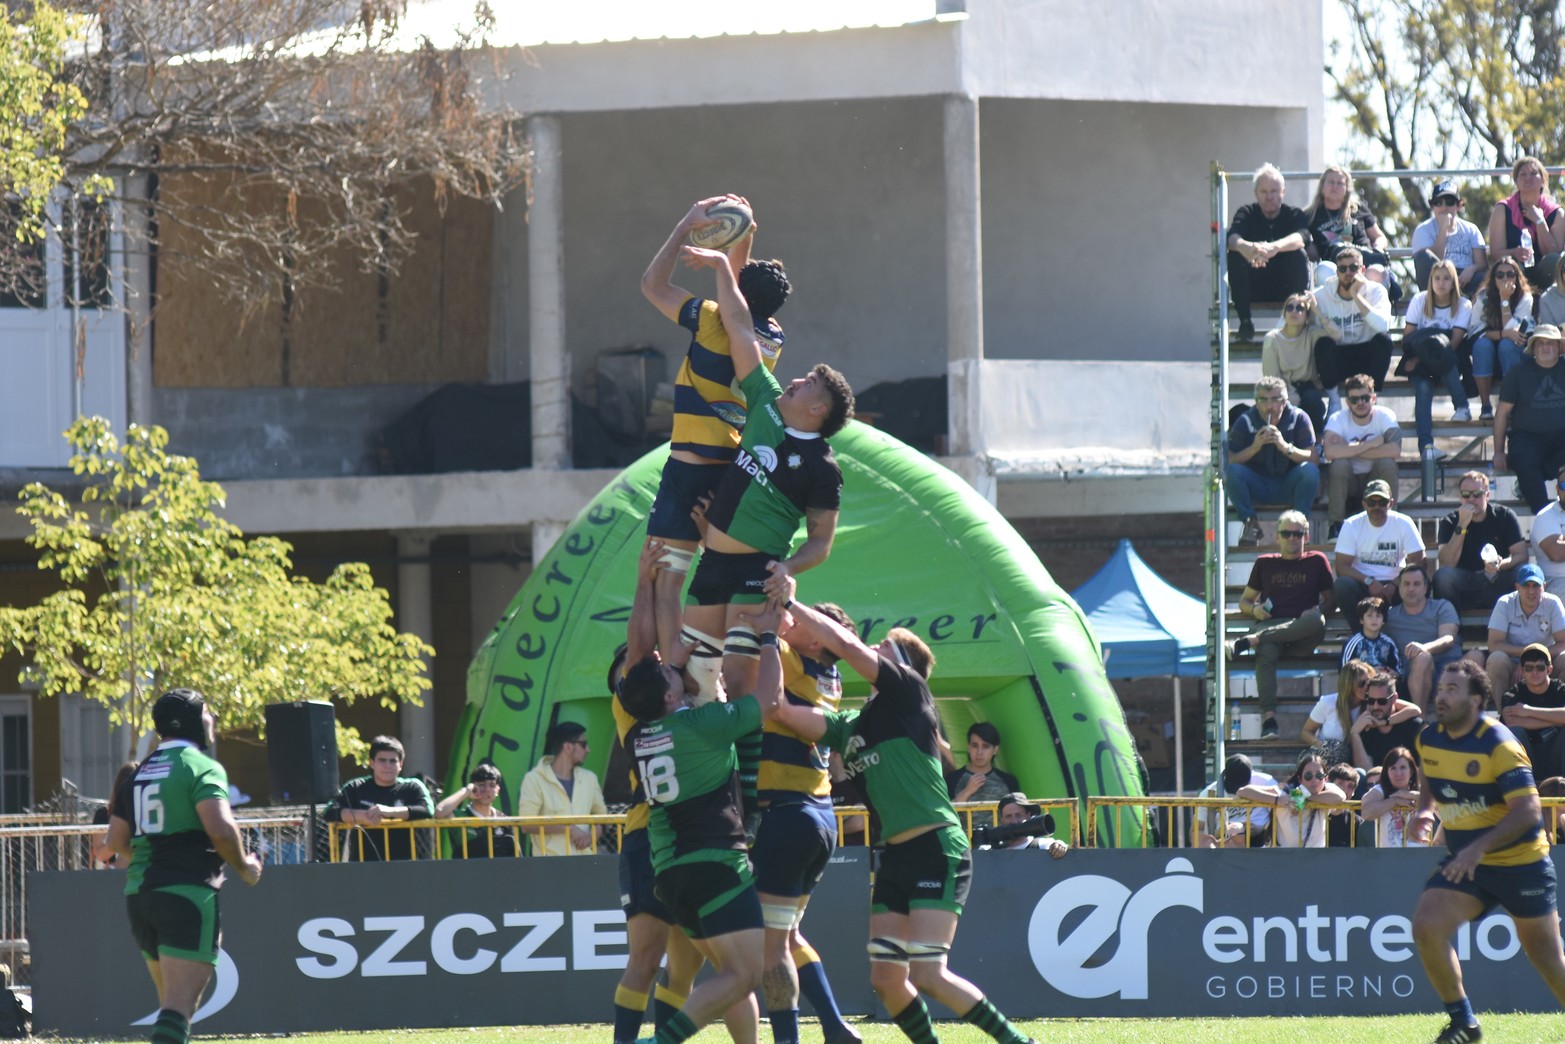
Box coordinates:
[656,545,696,574]
[761,902,802,931]
[867,936,909,964]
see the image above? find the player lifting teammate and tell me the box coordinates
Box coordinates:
[765,579,1036,1044]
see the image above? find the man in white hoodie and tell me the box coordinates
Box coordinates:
[519,721,608,855]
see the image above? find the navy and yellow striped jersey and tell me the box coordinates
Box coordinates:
[670,296,783,461]
[611,691,651,834]
[1417,716,1548,867]
[756,643,843,808]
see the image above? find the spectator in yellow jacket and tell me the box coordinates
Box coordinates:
[518,721,608,855]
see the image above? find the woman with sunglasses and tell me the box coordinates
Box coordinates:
[434,763,517,858]
[1261,292,1338,434]
[1312,245,1394,392]
[1470,258,1534,420]
[1397,259,1474,454]
[1347,670,1424,771]
[1486,155,1565,291]
[1359,746,1429,848]
[1236,748,1347,848]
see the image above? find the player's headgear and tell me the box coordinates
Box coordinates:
[152,688,209,749]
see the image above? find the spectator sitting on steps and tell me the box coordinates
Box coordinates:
[1434,469,1527,612]
[1331,479,1425,628]
[1530,463,1565,598]
[1227,375,1321,547]
[1312,246,1395,393]
[1384,563,1462,711]
[1500,642,1565,781]
[1225,162,1310,341]
[1468,563,1565,702]
[1321,373,1403,538]
[1261,291,1337,436]
[1410,178,1487,294]
[1225,509,1334,740]
[1493,323,1565,514]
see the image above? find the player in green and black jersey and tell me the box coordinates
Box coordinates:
[95,689,263,1044]
[619,594,789,1044]
[767,579,1037,1044]
[676,244,855,706]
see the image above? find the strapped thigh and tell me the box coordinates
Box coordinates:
[867,936,909,965]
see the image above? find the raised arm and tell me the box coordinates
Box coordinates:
[782,588,881,685]
[435,786,470,819]
[627,539,663,665]
[681,244,764,382]
[641,196,734,321]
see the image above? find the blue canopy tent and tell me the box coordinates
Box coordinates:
[1072,538,1205,796]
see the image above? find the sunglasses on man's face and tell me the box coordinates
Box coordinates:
[1458,489,1487,499]
[1338,264,1361,274]
[1278,530,1307,539]
[1523,663,1551,673]
[1348,394,1372,404]
[1366,696,1392,706]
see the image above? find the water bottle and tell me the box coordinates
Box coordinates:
[1290,786,1308,813]
[1521,228,1534,265]
[1481,542,1500,580]
[1229,704,1241,742]
[1421,444,1439,502]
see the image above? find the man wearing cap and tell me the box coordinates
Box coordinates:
[1332,478,1426,629]
[1411,180,1488,294]
[1434,470,1528,612]
[1194,754,1278,848]
[1494,324,1565,513]
[1501,642,1565,778]
[93,689,263,1044]
[1322,372,1403,538]
[1471,563,1565,700]
[981,794,1068,857]
[1531,463,1565,598]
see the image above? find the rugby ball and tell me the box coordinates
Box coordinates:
[688,199,753,251]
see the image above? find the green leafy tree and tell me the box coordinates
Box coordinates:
[0,3,101,240]
[1330,0,1565,226]
[0,417,432,760]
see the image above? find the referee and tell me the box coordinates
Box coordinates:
[95,689,263,1044]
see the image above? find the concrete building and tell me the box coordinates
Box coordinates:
[0,0,1323,805]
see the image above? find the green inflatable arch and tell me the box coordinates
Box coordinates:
[451,423,1146,844]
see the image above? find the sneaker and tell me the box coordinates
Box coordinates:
[1424,445,1448,460]
[1237,319,1256,341]
[1328,521,1343,540]
[1224,637,1251,661]
[1433,1019,1483,1043]
[1238,517,1263,547]
[1479,403,1494,421]
[1451,406,1472,422]
[1261,716,1279,739]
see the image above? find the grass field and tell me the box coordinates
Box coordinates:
[59,1014,1560,1043]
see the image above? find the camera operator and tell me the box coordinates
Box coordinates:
[974,793,1068,858]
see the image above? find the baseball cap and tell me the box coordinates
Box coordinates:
[1518,563,1546,586]
[1431,179,1460,204]
[1363,479,1392,502]
[1521,642,1553,664]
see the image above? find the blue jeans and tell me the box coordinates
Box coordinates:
[1471,334,1525,380]
[1227,461,1320,518]
[1413,369,1470,447]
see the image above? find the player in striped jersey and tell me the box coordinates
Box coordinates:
[751,600,862,1043]
[1412,659,1565,1043]
[640,195,789,678]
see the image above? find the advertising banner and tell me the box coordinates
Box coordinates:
[955,847,1562,1017]
[33,849,872,1035]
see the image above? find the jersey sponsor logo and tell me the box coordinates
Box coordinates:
[734,448,773,488]
[1466,760,1481,777]
[138,763,173,780]
[787,453,802,470]
[633,733,673,757]
[1439,785,1459,800]
[710,400,747,427]
[294,910,627,978]
[765,404,782,426]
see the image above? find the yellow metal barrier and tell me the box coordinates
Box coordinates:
[1086,795,1417,848]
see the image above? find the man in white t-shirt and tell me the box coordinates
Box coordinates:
[1531,463,1565,597]
[1332,478,1426,628]
[1323,373,1403,535]
[1194,754,1277,848]
[1410,179,1488,294]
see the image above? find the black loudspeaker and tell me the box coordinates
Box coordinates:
[265,701,339,804]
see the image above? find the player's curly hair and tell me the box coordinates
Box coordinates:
[738,259,791,322]
[887,627,935,679]
[813,364,855,438]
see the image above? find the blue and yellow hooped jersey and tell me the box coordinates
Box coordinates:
[1417,716,1548,867]
[611,691,651,834]
[671,296,784,461]
[757,644,842,807]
